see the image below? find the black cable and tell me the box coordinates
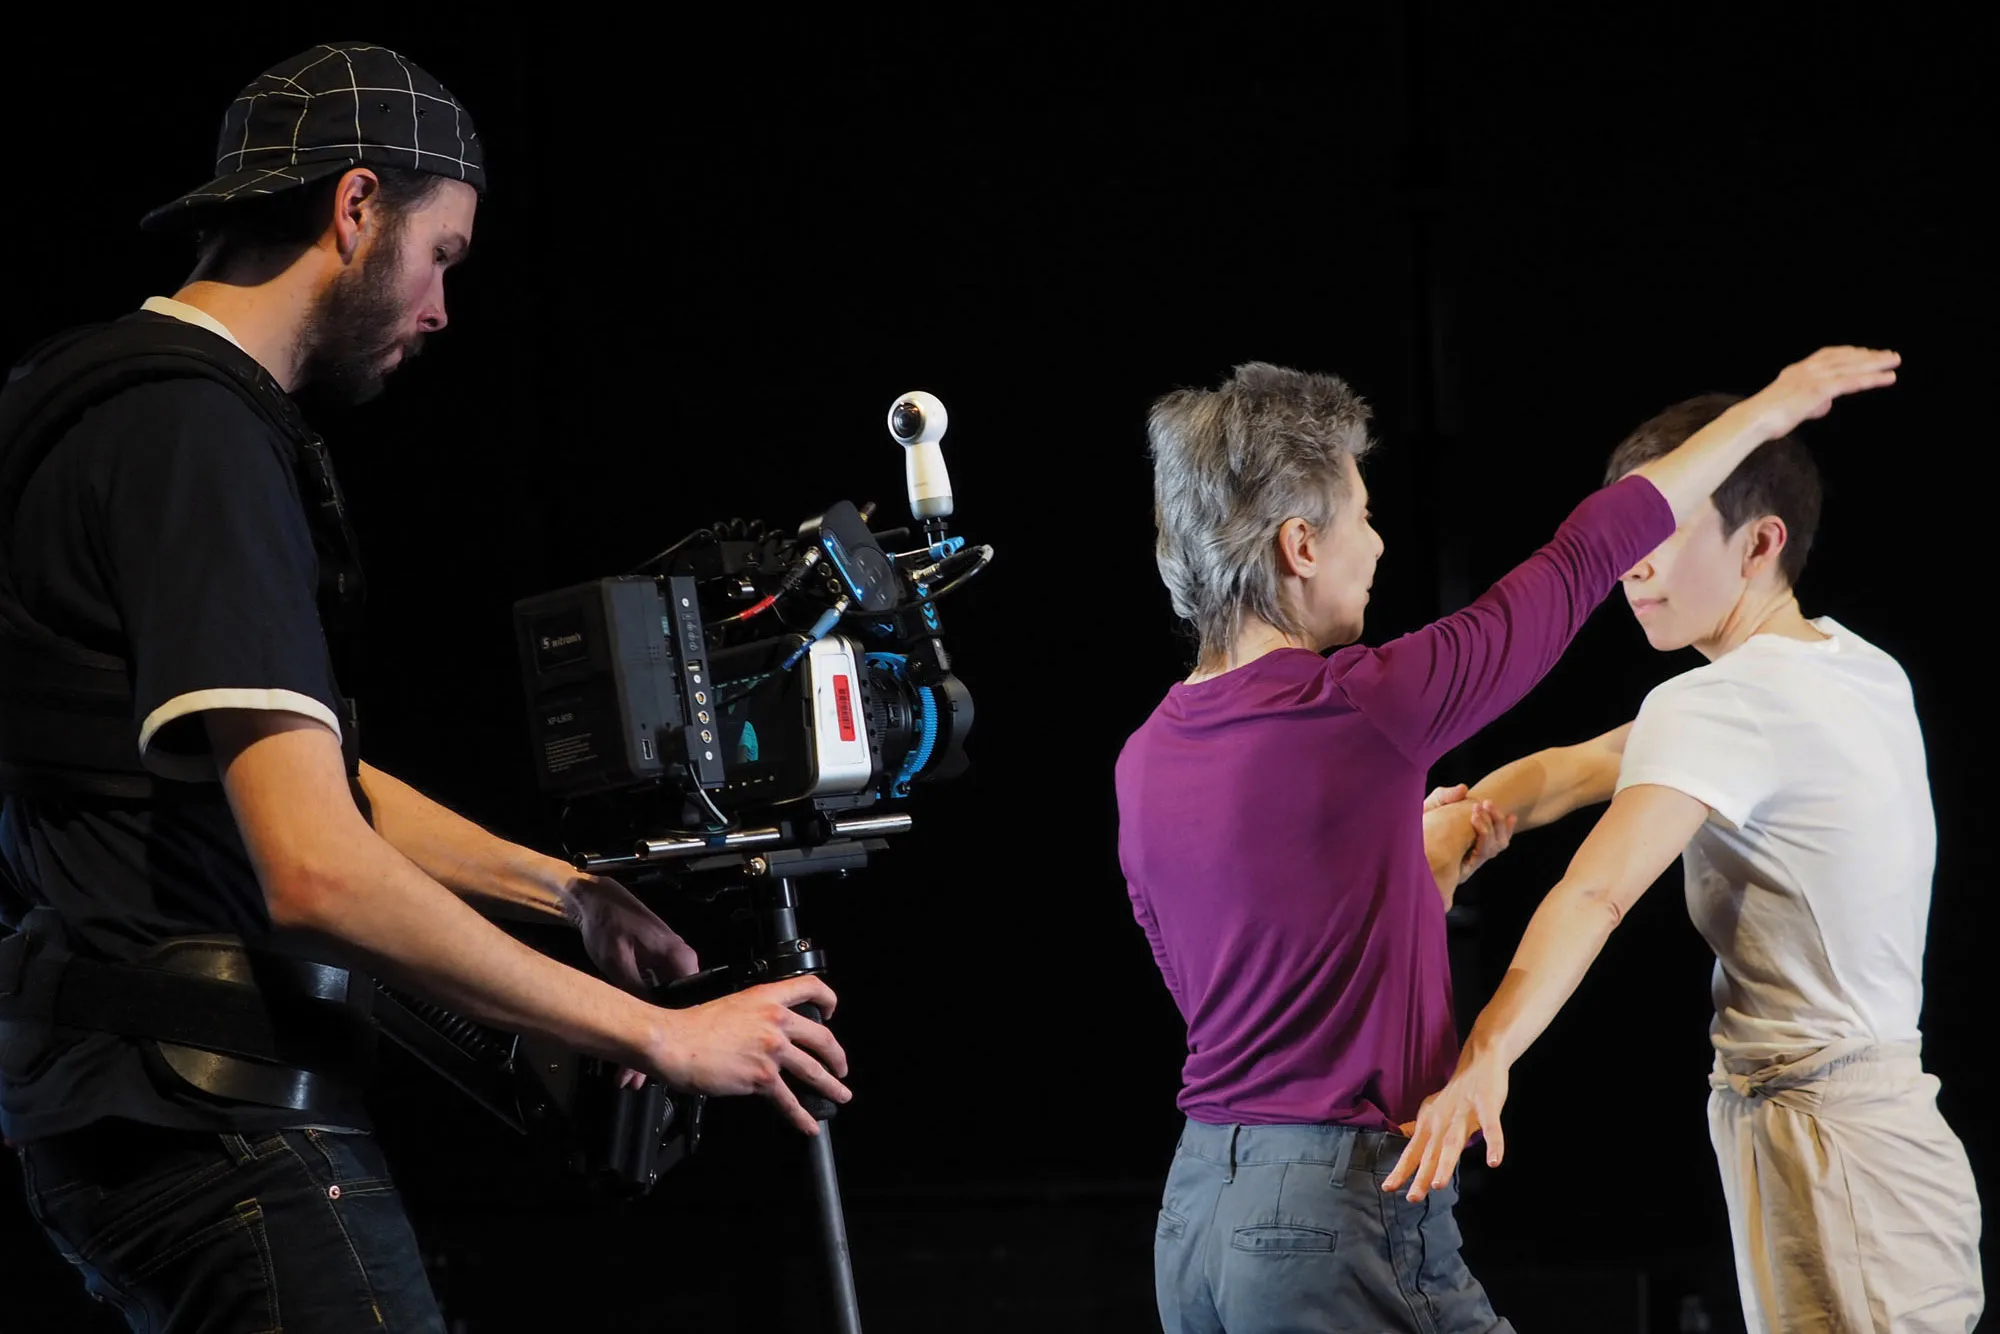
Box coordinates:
[843,544,993,616]
[625,528,714,577]
[916,561,990,604]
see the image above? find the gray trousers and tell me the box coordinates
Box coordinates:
[1156,1119,1515,1334]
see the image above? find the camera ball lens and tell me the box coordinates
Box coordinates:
[891,402,925,441]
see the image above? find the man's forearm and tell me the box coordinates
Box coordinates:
[288,824,666,1069]
[220,726,666,1071]
[358,762,575,925]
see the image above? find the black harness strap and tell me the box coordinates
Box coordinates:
[0,311,366,801]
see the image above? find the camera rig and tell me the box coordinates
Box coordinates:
[369,391,989,1333]
[514,491,982,838]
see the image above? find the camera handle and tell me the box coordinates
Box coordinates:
[659,867,862,1334]
[587,819,908,1334]
[757,874,859,1334]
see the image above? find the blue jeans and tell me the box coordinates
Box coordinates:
[1156,1119,1515,1334]
[15,1119,444,1332]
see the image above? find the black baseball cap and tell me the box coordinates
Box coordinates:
[140,41,486,234]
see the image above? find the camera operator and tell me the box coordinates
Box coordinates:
[0,42,848,1332]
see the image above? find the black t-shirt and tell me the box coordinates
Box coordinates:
[0,371,360,1142]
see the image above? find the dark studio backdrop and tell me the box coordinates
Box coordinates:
[2,7,1991,1332]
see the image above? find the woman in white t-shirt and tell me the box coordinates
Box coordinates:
[1383,390,1983,1334]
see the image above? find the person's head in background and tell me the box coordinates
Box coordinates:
[1148,363,1384,680]
[1605,393,1823,659]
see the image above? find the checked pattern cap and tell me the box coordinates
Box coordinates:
[141,41,485,232]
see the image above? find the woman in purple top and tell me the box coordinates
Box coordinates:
[1116,347,1900,1334]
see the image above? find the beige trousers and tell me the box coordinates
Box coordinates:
[1708,1040,1984,1333]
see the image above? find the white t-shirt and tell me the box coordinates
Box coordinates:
[1615,617,1935,1063]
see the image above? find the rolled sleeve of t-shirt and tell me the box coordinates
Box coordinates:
[97,380,342,781]
[1616,673,1780,829]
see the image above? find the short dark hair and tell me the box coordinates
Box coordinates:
[1604,392,1822,588]
[192,165,447,267]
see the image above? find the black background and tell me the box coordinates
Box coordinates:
[3,7,1991,1332]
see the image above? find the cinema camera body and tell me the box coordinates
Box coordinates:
[372,392,990,1198]
[515,389,984,848]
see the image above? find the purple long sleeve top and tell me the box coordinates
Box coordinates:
[1114,476,1674,1129]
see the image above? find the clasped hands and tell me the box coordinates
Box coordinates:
[1422,783,1516,906]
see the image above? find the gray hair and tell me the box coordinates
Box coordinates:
[1148,362,1374,661]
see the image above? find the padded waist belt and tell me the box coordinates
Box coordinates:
[0,915,375,1121]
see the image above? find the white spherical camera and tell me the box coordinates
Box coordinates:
[888,390,954,519]
[888,391,949,447]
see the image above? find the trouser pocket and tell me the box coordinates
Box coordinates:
[25,1132,282,1333]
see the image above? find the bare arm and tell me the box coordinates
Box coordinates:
[1628,346,1898,524]
[1333,350,1893,772]
[1454,783,1705,1064]
[1467,723,1631,833]
[209,711,849,1132]
[358,762,572,923]
[1383,783,1710,1199]
[358,762,700,991]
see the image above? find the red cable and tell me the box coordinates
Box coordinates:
[711,594,778,626]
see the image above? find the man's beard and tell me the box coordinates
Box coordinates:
[297,232,422,405]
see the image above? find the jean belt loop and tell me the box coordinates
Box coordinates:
[1225,1124,1239,1184]
[1330,1128,1357,1188]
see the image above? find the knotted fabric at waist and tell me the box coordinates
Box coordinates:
[1708,1037,1924,1109]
